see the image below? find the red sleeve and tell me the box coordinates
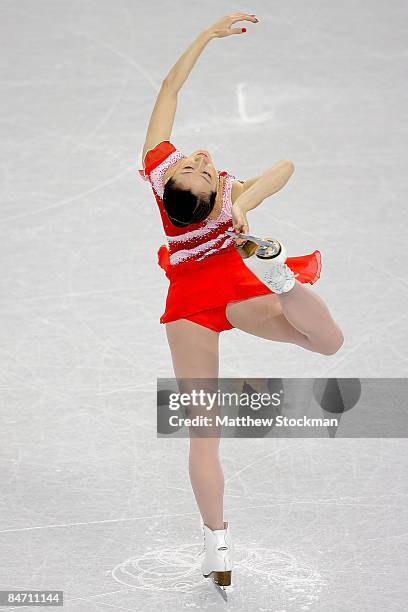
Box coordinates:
[139,141,176,180]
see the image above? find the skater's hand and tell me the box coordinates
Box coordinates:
[206,13,259,39]
[231,203,249,245]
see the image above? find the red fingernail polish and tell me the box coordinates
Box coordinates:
[242,27,247,32]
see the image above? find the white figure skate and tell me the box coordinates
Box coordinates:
[263,261,298,294]
[200,520,234,593]
[226,230,298,294]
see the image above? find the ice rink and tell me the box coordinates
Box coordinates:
[1,1,407,610]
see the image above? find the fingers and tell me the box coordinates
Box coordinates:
[232,225,243,243]
[229,13,259,23]
[232,222,249,244]
[228,14,259,35]
[212,13,259,38]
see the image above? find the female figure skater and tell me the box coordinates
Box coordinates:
[139,13,344,591]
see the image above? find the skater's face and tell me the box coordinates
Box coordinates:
[166,150,218,197]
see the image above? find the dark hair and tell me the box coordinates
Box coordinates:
[163,177,217,227]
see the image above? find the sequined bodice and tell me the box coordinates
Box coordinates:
[139,141,238,266]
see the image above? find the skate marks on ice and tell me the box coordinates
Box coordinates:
[111,543,206,595]
[111,542,327,609]
[239,546,327,611]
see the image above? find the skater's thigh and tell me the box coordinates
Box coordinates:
[225,292,310,349]
[225,293,282,332]
[165,320,221,440]
[165,318,220,378]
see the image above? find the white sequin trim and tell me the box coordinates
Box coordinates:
[195,236,236,262]
[149,150,186,199]
[169,235,236,265]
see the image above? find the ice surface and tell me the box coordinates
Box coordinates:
[1,1,407,610]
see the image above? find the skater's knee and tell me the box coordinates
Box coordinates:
[316,330,344,356]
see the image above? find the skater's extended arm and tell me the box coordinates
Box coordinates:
[142,81,178,163]
[162,30,212,95]
[163,14,258,93]
[142,31,212,160]
[235,160,295,213]
[143,14,258,161]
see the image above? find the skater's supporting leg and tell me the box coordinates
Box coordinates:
[189,436,224,530]
[165,319,225,531]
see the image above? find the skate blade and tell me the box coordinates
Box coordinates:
[209,580,233,600]
[255,237,281,260]
[214,583,232,600]
[225,229,274,248]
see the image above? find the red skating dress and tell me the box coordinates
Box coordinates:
[139,140,322,333]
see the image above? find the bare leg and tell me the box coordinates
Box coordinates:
[188,436,224,531]
[277,281,344,355]
[226,285,343,355]
[165,318,225,530]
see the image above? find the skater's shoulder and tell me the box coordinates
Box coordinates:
[142,140,182,173]
[139,141,186,192]
[139,141,186,199]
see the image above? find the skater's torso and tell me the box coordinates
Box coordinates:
[139,140,243,268]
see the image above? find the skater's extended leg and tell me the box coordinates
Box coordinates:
[165,319,225,531]
[277,281,344,355]
[226,284,343,355]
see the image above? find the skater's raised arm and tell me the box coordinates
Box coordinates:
[164,14,258,93]
[142,30,212,158]
[142,82,178,163]
[142,14,258,160]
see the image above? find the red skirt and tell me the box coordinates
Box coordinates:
[157,244,322,324]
